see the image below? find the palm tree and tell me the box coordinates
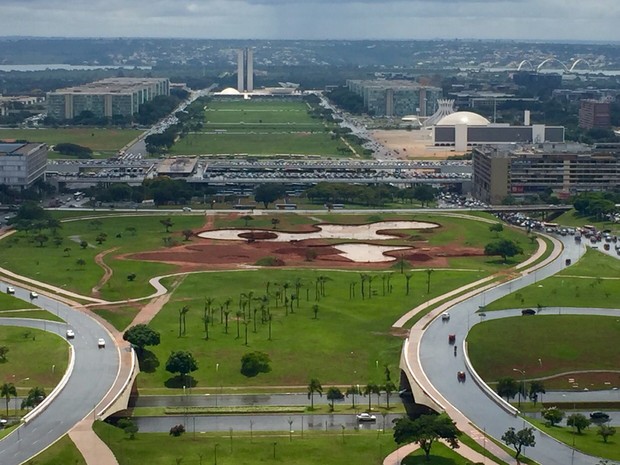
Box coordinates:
[384,381,397,409]
[271,218,280,229]
[267,314,273,341]
[179,305,190,337]
[367,275,375,299]
[160,218,174,233]
[363,383,379,411]
[386,272,393,294]
[346,385,360,409]
[405,273,413,296]
[426,268,434,294]
[307,378,323,410]
[1,383,17,417]
[202,315,210,340]
[359,273,367,300]
[312,304,319,319]
[235,311,243,339]
[241,215,254,227]
[223,310,230,334]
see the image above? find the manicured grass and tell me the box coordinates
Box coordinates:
[468,316,620,384]
[527,417,620,461]
[0,214,204,300]
[0,292,37,311]
[0,128,140,155]
[171,132,350,156]
[554,210,620,235]
[0,309,64,322]
[0,326,69,393]
[402,442,470,465]
[558,248,620,278]
[91,306,140,331]
[212,212,317,230]
[94,420,398,465]
[23,435,86,465]
[458,433,510,465]
[140,268,485,390]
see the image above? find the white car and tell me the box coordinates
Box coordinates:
[66,329,75,339]
[356,413,377,422]
[441,312,450,321]
[97,338,106,348]
[29,291,38,299]
[6,286,15,295]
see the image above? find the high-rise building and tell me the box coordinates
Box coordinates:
[237,48,254,93]
[579,99,611,129]
[0,142,47,189]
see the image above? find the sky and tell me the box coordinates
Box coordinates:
[2,0,620,42]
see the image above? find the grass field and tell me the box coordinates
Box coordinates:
[527,417,619,461]
[94,420,398,465]
[0,309,64,322]
[485,249,620,311]
[170,99,360,157]
[0,326,69,393]
[92,305,141,331]
[0,292,37,311]
[402,442,470,465]
[0,128,140,156]
[24,435,86,465]
[140,268,485,390]
[467,315,620,387]
[0,214,204,300]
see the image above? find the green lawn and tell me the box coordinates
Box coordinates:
[24,435,86,465]
[94,420,397,465]
[170,132,350,156]
[0,326,69,394]
[0,292,37,311]
[527,417,620,461]
[0,214,204,300]
[0,128,140,156]
[468,316,620,384]
[139,268,485,390]
[0,309,64,322]
[558,248,620,278]
[91,306,141,332]
[402,442,471,465]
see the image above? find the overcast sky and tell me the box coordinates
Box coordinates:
[2,0,619,41]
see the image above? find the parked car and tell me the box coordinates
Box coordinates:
[6,286,15,294]
[66,329,75,339]
[356,413,377,422]
[97,338,106,348]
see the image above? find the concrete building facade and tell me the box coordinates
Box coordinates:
[578,99,611,129]
[237,48,254,93]
[0,142,48,189]
[47,78,170,120]
[472,144,620,204]
[346,80,441,117]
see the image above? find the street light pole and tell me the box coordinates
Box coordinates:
[512,368,525,408]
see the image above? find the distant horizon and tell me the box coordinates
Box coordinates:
[1,36,619,46]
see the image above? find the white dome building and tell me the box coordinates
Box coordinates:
[216,87,242,96]
[436,111,490,126]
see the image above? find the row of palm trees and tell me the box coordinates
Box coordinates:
[307,378,399,411]
[1,383,46,419]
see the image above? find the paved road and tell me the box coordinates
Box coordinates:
[0,284,119,465]
[419,237,620,465]
[136,413,401,433]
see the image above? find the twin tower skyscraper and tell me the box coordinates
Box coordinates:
[237,48,254,93]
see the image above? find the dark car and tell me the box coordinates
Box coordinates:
[590,411,610,422]
[457,371,466,382]
[521,308,536,316]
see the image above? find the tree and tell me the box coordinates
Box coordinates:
[33,233,48,247]
[123,324,161,357]
[363,383,380,411]
[393,414,460,461]
[63,247,71,257]
[501,427,535,459]
[241,215,254,227]
[271,217,280,230]
[117,417,139,439]
[80,240,88,249]
[307,378,323,410]
[0,346,8,361]
[567,413,591,434]
[127,273,137,282]
[165,351,198,382]
[326,387,344,411]
[178,305,190,337]
[95,233,108,245]
[76,258,86,268]
[240,351,271,377]
[597,425,616,443]
[255,184,285,208]
[484,239,524,262]
[182,229,193,241]
[170,424,186,437]
[312,304,319,319]
[529,380,546,406]
[1,383,17,417]
[160,218,174,233]
[384,381,397,410]
[21,386,46,410]
[496,377,519,402]
[346,385,361,409]
[412,185,436,207]
[425,269,434,293]
[542,406,564,426]
[489,223,504,235]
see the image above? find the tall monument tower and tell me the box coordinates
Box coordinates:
[236,48,254,93]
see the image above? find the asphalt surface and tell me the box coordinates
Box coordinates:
[136,412,401,433]
[0,285,119,465]
[419,237,620,465]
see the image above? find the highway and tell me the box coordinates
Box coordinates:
[0,285,119,465]
[418,238,620,465]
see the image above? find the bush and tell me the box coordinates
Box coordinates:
[254,256,285,266]
[169,424,186,436]
[240,351,272,377]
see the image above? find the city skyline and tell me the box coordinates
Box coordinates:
[1,0,619,42]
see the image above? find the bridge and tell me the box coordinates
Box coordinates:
[516,58,593,73]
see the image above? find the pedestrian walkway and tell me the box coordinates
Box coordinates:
[69,419,119,465]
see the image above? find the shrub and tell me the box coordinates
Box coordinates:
[169,424,186,436]
[241,351,272,377]
[254,256,285,267]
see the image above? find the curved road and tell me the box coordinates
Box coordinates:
[418,238,620,465]
[0,285,119,465]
